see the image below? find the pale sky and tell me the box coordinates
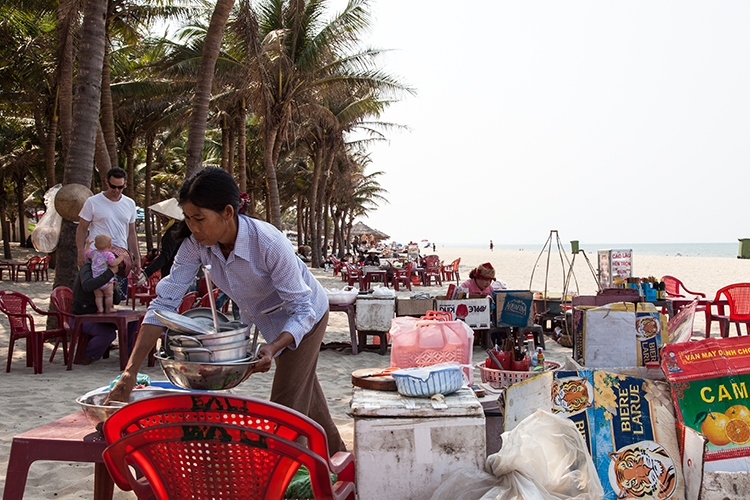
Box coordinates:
[336,0,750,246]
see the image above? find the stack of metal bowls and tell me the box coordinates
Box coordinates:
[153,308,260,390]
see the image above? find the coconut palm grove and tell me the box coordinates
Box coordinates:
[0,0,413,290]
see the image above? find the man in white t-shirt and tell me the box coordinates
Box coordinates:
[76,167,141,297]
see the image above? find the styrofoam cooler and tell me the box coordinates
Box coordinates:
[355,296,395,331]
[351,387,485,500]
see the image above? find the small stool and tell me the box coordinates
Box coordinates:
[3,411,113,500]
[328,303,359,354]
[357,330,388,355]
[520,324,545,349]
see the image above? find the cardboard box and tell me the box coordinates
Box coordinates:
[492,290,534,327]
[503,368,685,500]
[662,336,750,471]
[434,296,491,329]
[395,298,435,317]
[573,302,668,367]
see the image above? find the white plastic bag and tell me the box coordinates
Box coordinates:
[325,286,358,306]
[430,410,603,500]
[31,184,63,253]
[371,285,395,298]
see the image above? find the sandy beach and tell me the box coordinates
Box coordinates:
[1,242,749,498]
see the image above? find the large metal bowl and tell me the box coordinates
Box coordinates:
[155,352,259,390]
[76,385,182,429]
[170,338,250,362]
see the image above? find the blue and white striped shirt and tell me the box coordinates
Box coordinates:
[143,215,328,351]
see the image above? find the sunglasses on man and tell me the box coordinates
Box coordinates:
[109,182,126,190]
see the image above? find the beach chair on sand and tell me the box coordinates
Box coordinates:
[442,258,461,285]
[707,283,750,338]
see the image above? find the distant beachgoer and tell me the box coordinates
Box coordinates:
[490,240,494,251]
[432,243,436,252]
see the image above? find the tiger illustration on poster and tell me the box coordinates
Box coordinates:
[607,441,677,499]
[551,377,594,415]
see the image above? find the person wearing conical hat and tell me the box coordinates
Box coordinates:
[134,198,184,285]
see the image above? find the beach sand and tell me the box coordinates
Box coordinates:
[1,242,749,498]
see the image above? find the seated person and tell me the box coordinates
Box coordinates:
[461,262,507,296]
[72,254,137,365]
[363,248,381,266]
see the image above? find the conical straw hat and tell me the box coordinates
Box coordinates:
[148,198,184,220]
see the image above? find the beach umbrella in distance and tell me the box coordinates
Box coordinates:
[350,221,390,242]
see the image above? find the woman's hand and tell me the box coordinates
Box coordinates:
[252,344,275,373]
[251,332,294,374]
[105,371,136,404]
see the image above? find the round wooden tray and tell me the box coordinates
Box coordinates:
[351,368,397,391]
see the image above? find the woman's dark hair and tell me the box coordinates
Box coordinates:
[176,167,240,240]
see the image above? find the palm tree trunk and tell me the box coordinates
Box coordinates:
[57,0,76,161]
[144,134,155,250]
[95,123,112,184]
[185,0,236,177]
[227,120,236,177]
[57,0,108,291]
[45,105,58,188]
[237,100,247,192]
[100,39,119,170]
[263,123,282,228]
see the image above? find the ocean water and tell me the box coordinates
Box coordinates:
[449,242,739,259]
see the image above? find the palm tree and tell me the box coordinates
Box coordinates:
[185,0,236,176]
[243,0,410,229]
[54,0,109,290]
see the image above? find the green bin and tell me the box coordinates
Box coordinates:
[738,239,750,259]
[570,240,580,254]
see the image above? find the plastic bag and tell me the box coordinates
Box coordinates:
[371,285,395,298]
[31,184,63,253]
[325,286,358,306]
[430,410,603,500]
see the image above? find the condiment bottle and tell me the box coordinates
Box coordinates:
[536,347,545,370]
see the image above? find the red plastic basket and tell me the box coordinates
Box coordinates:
[478,360,561,389]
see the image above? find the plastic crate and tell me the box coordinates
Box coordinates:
[478,360,561,389]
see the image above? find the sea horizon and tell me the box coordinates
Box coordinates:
[431,242,740,259]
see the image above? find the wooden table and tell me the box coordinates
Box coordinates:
[329,303,359,354]
[3,411,113,500]
[68,309,146,370]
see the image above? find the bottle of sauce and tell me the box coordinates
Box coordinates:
[536,347,545,370]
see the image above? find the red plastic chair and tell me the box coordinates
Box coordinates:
[101,393,356,500]
[662,275,706,299]
[0,290,68,373]
[198,288,221,308]
[50,286,111,364]
[329,255,344,276]
[389,262,412,291]
[422,255,442,286]
[16,256,41,282]
[0,260,11,280]
[33,255,51,280]
[441,258,461,285]
[707,283,750,338]
[177,291,200,313]
[129,271,160,310]
[343,263,364,289]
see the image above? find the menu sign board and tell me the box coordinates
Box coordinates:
[598,249,632,288]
